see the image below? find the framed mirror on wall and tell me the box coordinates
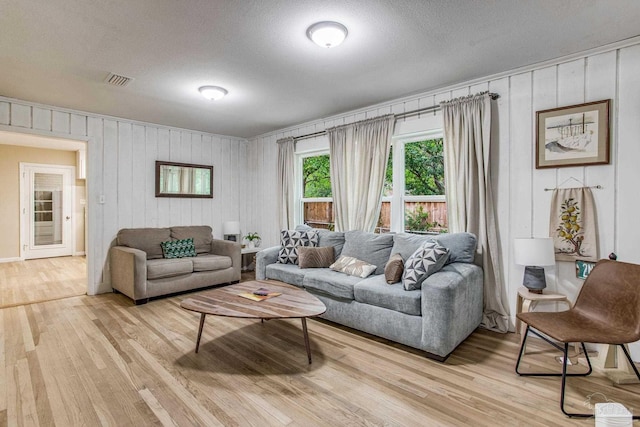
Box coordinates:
[155,161,213,198]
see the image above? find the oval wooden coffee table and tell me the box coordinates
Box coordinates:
[180,280,326,364]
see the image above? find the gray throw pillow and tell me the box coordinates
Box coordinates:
[277,230,319,264]
[384,253,404,284]
[298,246,335,269]
[402,241,450,290]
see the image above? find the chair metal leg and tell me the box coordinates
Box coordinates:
[515,325,594,418]
[619,344,640,381]
[615,344,640,420]
[515,326,591,378]
[560,342,593,418]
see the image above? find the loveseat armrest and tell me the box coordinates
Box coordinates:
[420,262,483,358]
[255,246,280,280]
[110,246,148,301]
[210,239,241,281]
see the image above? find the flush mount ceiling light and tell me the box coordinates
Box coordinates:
[198,86,228,100]
[306,21,348,48]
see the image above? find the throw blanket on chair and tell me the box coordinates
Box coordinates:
[549,187,598,261]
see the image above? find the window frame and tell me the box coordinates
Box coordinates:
[389,128,445,233]
[294,126,445,232]
[296,149,333,227]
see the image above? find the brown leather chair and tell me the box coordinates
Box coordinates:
[515,259,640,418]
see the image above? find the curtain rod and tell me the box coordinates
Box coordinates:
[544,185,602,191]
[292,92,500,141]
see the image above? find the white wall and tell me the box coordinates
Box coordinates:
[247,41,640,360]
[0,97,248,295]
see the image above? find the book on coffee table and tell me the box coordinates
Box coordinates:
[237,287,281,302]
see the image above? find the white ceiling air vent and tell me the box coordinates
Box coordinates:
[104,72,134,87]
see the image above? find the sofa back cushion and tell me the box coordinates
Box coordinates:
[117,228,171,260]
[391,232,477,264]
[171,225,213,254]
[341,230,394,275]
[317,229,345,258]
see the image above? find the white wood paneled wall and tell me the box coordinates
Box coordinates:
[0,98,248,295]
[247,42,640,360]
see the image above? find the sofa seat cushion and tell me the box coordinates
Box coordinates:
[265,263,307,287]
[354,274,421,316]
[303,269,362,300]
[147,258,193,280]
[192,254,232,272]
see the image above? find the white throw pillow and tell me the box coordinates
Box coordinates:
[330,255,376,278]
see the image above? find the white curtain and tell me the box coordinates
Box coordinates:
[441,92,509,333]
[328,115,394,232]
[277,137,296,229]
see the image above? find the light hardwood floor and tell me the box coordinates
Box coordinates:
[0,257,86,308]
[1,281,639,426]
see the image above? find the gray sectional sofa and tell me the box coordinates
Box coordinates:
[110,225,241,304]
[256,228,483,360]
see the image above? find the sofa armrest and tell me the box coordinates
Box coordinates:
[110,246,148,301]
[420,262,483,357]
[210,239,241,281]
[255,246,280,280]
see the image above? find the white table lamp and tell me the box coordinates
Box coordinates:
[222,221,241,242]
[514,238,555,294]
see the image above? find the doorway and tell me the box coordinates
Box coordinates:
[0,131,89,306]
[20,163,75,259]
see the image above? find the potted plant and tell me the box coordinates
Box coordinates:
[244,232,261,249]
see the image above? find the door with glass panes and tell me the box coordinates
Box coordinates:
[20,163,74,259]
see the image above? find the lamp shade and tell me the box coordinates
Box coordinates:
[222,221,240,235]
[514,238,555,266]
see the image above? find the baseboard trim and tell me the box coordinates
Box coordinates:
[73,251,86,256]
[0,257,23,263]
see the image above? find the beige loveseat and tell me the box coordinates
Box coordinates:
[110,225,240,304]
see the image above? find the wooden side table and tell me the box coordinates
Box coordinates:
[241,247,260,271]
[516,286,573,346]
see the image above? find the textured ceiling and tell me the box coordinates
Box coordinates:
[1,0,639,138]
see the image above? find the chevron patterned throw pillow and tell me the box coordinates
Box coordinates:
[402,240,449,290]
[161,238,197,259]
[330,255,377,278]
[277,230,319,264]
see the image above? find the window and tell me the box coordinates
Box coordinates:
[403,138,447,234]
[297,132,446,234]
[375,153,393,233]
[377,133,447,234]
[300,153,334,229]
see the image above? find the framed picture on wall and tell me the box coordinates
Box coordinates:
[536,99,610,169]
